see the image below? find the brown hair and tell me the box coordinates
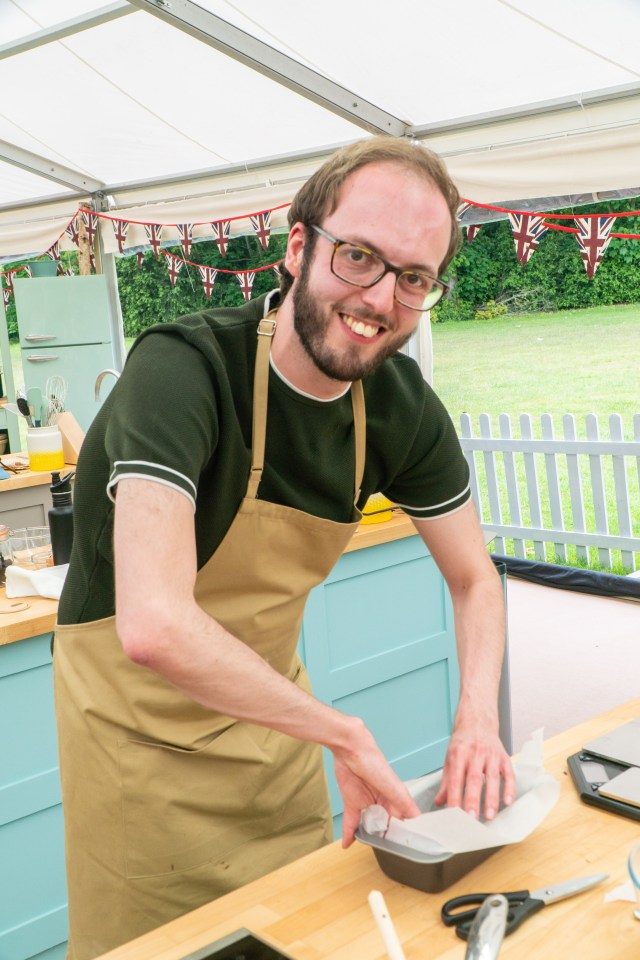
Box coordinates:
[279,137,461,298]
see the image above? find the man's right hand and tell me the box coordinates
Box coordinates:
[331,718,421,847]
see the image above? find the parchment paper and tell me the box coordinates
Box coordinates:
[361,730,559,855]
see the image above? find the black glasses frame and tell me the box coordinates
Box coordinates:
[310,224,450,311]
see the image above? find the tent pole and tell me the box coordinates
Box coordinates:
[94,194,127,373]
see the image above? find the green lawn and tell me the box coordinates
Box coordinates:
[432,303,640,572]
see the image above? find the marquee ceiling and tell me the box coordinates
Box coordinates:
[1,0,640,257]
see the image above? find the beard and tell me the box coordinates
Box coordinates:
[292,254,414,382]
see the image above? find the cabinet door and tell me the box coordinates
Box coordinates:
[22,342,114,433]
[14,276,112,347]
[0,635,68,960]
[299,534,459,834]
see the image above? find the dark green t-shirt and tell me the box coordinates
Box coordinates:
[58,292,470,624]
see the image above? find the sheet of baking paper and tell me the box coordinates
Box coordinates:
[361,730,559,855]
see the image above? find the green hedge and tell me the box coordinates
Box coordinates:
[433,196,640,321]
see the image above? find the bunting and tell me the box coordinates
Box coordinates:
[197,265,218,299]
[80,209,98,246]
[250,211,272,250]
[507,213,549,265]
[236,271,255,301]
[137,252,146,268]
[573,215,616,278]
[47,241,60,260]
[65,217,80,247]
[211,219,231,257]
[2,287,10,309]
[144,223,163,257]
[112,219,130,254]
[165,254,183,287]
[5,272,14,296]
[466,224,481,243]
[177,223,193,259]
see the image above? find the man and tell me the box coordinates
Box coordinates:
[54,137,514,960]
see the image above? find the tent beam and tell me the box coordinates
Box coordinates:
[0,2,134,60]
[127,0,408,137]
[0,140,104,193]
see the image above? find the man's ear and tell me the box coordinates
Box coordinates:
[284,222,306,279]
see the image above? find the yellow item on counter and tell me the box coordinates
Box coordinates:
[361,493,394,524]
[26,425,65,471]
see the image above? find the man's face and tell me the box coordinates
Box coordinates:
[289,162,452,382]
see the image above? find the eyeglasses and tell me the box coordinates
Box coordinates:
[311,224,450,311]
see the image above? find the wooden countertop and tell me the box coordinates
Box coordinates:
[0,513,419,646]
[0,454,73,492]
[96,698,640,960]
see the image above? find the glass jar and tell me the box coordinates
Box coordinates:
[0,524,12,585]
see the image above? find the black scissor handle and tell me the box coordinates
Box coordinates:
[442,890,535,940]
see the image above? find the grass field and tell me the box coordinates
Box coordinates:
[432,302,640,572]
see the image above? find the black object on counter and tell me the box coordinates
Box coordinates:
[48,470,75,565]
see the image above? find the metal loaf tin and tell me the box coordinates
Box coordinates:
[355,767,502,892]
[355,826,501,893]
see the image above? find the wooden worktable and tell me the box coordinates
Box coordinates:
[96,698,640,959]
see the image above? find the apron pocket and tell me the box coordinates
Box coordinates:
[118,720,324,879]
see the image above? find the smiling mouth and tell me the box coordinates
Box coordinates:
[340,313,384,340]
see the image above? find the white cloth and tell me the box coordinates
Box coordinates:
[6,563,68,600]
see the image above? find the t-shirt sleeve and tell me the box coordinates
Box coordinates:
[383,382,471,520]
[104,331,219,510]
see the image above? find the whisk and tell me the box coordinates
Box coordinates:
[44,375,67,426]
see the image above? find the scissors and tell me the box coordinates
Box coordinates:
[441,872,608,941]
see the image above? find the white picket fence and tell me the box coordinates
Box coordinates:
[459,412,640,571]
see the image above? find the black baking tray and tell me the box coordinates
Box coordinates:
[180,928,294,960]
[567,751,640,823]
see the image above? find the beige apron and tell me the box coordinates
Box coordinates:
[53,314,366,960]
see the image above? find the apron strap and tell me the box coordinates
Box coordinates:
[247,314,366,506]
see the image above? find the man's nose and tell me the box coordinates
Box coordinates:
[359,270,397,314]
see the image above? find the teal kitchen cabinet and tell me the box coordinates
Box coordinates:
[0,632,66,960]
[13,275,115,433]
[298,527,460,836]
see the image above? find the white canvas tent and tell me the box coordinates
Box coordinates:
[2,0,640,369]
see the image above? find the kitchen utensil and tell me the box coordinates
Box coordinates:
[44,375,67,426]
[27,387,43,426]
[368,890,407,960]
[464,894,508,960]
[442,872,608,940]
[16,395,34,427]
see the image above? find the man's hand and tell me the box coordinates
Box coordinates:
[332,719,421,848]
[434,717,515,821]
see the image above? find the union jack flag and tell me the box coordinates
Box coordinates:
[64,267,75,277]
[2,287,10,308]
[457,201,472,221]
[80,210,98,246]
[165,254,183,288]
[4,271,14,296]
[23,264,32,278]
[47,241,60,261]
[197,265,218,299]
[507,213,548,265]
[144,223,163,258]
[177,223,193,259]
[250,211,272,250]
[89,254,96,273]
[112,219,130,253]
[236,271,255,302]
[66,217,80,247]
[137,252,146,269]
[574,215,616,279]
[211,219,231,257]
[466,224,481,243]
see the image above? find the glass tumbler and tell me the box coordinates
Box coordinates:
[9,526,53,570]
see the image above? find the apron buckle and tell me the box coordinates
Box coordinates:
[257,318,277,337]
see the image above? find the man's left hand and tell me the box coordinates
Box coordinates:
[434,718,515,821]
